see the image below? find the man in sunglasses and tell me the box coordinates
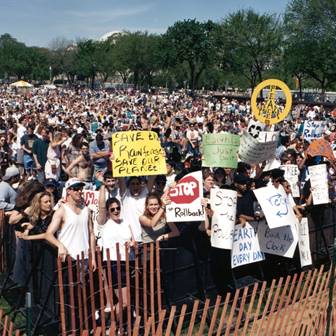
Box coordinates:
[45,178,96,269]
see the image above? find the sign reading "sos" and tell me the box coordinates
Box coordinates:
[166,171,205,222]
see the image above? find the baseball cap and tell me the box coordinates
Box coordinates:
[65,178,85,189]
[234,174,250,185]
[44,178,58,188]
[2,166,20,181]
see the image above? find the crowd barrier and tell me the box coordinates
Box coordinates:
[1,207,336,335]
[0,264,335,335]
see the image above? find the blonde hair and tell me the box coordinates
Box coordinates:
[27,191,54,225]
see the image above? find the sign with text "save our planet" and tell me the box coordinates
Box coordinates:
[112,131,167,177]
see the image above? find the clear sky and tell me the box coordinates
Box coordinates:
[0,0,289,48]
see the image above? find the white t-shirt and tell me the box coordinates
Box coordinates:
[121,187,148,242]
[101,218,132,261]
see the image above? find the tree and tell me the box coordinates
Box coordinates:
[163,19,219,91]
[219,10,283,90]
[113,32,163,88]
[284,0,336,96]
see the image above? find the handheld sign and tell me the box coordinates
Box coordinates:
[280,164,300,198]
[166,171,205,222]
[297,218,312,267]
[308,164,329,205]
[210,189,237,250]
[257,219,298,258]
[306,138,335,162]
[238,131,278,165]
[112,131,167,177]
[303,120,325,142]
[231,222,265,268]
[253,185,297,229]
[247,119,265,139]
[251,79,292,125]
[202,133,240,168]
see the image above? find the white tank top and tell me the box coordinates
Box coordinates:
[58,204,89,259]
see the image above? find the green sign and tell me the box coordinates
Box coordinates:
[202,133,240,168]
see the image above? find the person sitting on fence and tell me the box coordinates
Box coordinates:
[97,183,135,318]
[44,178,96,269]
[139,192,180,243]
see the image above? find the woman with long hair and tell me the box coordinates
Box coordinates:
[97,182,135,319]
[16,191,55,240]
[139,192,180,243]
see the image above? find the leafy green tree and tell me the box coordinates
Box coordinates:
[219,10,283,90]
[163,19,219,91]
[113,32,163,88]
[284,0,336,95]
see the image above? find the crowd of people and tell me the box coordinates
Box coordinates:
[0,84,335,324]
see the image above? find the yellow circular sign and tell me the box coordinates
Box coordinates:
[251,79,292,125]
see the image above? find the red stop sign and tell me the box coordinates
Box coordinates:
[169,175,200,204]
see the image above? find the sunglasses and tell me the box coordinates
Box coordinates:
[109,206,121,213]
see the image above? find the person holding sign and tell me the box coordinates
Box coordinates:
[139,193,180,243]
[119,175,156,242]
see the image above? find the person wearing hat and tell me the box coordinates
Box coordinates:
[44,178,96,268]
[0,166,20,211]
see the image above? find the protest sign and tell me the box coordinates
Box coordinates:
[297,218,312,267]
[257,219,298,258]
[166,171,205,222]
[210,189,237,250]
[202,133,240,168]
[280,164,300,197]
[112,131,167,177]
[306,138,335,162]
[308,164,329,205]
[253,185,298,229]
[303,120,325,142]
[247,119,265,139]
[238,131,278,165]
[231,222,265,268]
[251,79,292,125]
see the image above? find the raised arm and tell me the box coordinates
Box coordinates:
[97,184,107,226]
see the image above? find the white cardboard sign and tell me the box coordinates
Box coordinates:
[210,189,237,250]
[308,164,329,205]
[253,185,298,229]
[257,219,298,258]
[166,171,205,222]
[238,131,278,165]
[303,120,325,142]
[297,217,312,267]
[280,164,300,198]
[231,222,265,268]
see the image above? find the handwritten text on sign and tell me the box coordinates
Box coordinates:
[257,219,298,258]
[308,164,329,205]
[280,164,300,198]
[238,131,278,165]
[112,131,167,177]
[231,222,265,268]
[303,120,325,142]
[253,185,297,229]
[202,133,240,168]
[166,171,205,222]
[297,218,312,267]
[210,189,237,250]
